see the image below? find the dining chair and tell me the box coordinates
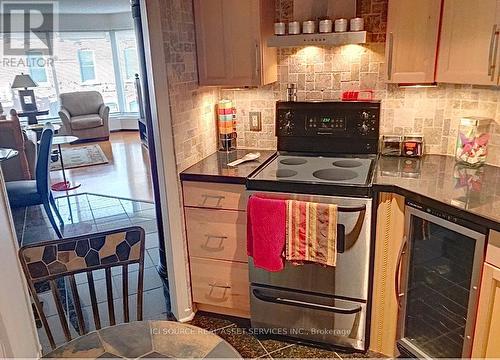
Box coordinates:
[6,126,64,238]
[18,226,145,350]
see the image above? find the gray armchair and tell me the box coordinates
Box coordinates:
[58,91,110,141]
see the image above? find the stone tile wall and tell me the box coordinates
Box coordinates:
[161,0,219,172]
[221,0,500,166]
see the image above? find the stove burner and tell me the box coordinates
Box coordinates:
[276,169,298,178]
[332,160,363,168]
[313,169,358,181]
[280,158,307,166]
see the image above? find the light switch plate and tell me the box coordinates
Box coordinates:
[249,111,262,131]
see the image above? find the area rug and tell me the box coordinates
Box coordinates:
[50,144,109,171]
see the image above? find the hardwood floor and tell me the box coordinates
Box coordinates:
[50,131,154,202]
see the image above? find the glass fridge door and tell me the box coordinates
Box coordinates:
[397,206,485,358]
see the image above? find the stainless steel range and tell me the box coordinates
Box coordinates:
[246,101,381,351]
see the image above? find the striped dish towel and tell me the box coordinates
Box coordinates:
[285,200,338,267]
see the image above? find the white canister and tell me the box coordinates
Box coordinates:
[302,20,316,34]
[319,19,333,33]
[334,18,348,32]
[274,22,286,35]
[288,21,301,35]
[350,17,364,31]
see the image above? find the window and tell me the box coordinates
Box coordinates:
[123,47,138,80]
[27,51,47,83]
[77,49,96,82]
[129,100,138,112]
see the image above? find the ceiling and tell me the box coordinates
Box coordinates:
[30,0,131,14]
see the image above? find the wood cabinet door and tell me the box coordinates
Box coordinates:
[436,0,500,85]
[386,0,442,83]
[194,0,260,86]
[194,0,229,85]
[222,0,260,86]
[472,263,500,358]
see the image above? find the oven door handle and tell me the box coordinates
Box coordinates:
[394,235,408,307]
[252,289,362,314]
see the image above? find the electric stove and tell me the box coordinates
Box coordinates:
[247,101,381,351]
[247,101,381,197]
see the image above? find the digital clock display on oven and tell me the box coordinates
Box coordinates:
[307,116,346,130]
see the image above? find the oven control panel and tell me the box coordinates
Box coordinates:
[277,103,380,138]
[276,101,381,154]
[306,116,346,131]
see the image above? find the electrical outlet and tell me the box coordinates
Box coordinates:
[249,111,262,131]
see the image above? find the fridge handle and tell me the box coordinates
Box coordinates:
[134,73,146,119]
[394,235,407,307]
[252,289,362,315]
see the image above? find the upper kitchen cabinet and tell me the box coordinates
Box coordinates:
[193,0,277,87]
[386,0,442,84]
[436,0,500,85]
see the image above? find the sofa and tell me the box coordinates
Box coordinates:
[0,115,37,182]
[58,91,110,141]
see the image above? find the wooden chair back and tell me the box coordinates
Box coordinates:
[0,116,31,179]
[18,226,146,350]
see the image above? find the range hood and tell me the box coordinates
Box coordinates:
[268,0,367,47]
[267,31,369,47]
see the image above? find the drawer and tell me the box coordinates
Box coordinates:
[190,257,249,312]
[487,230,500,268]
[186,208,247,262]
[182,181,247,211]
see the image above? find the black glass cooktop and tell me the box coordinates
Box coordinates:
[247,154,376,197]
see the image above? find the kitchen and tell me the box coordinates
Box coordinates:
[1,0,499,358]
[168,0,500,358]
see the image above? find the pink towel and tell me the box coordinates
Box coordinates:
[247,196,286,272]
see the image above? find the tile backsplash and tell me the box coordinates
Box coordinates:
[220,0,500,167]
[163,0,500,170]
[161,0,219,172]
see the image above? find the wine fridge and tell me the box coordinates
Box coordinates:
[396,200,487,358]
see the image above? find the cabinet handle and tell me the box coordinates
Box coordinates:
[488,24,499,78]
[387,32,394,81]
[491,27,500,82]
[201,235,227,252]
[394,235,407,307]
[200,194,225,207]
[255,42,260,81]
[207,282,230,301]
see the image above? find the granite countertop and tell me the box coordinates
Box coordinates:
[180,149,276,184]
[180,150,500,231]
[374,155,500,231]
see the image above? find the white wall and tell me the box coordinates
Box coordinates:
[0,170,40,357]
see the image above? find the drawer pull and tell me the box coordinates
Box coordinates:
[252,289,362,315]
[209,282,231,289]
[201,235,227,252]
[201,194,226,207]
[207,282,231,302]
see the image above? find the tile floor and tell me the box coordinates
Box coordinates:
[13,193,383,358]
[11,193,172,354]
[188,312,384,359]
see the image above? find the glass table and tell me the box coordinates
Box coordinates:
[48,136,80,192]
[0,147,19,162]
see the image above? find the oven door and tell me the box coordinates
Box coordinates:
[248,191,372,301]
[250,285,367,350]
